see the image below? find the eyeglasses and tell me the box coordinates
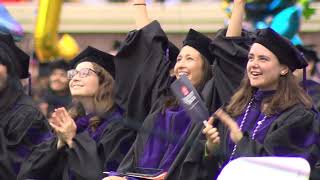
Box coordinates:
[67,68,97,80]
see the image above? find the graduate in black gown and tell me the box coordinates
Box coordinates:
[294,45,320,111]
[203,4,320,178]
[0,34,51,179]
[165,1,256,179]
[18,46,136,180]
[104,0,253,179]
[44,60,72,117]
[294,45,320,180]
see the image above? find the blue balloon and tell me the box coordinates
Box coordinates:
[270,5,301,40]
[0,4,24,41]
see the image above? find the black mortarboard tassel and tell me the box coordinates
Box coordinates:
[183,29,214,64]
[254,28,308,71]
[70,46,115,78]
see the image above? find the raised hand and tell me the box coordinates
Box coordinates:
[226,0,246,37]
[133,0,149,29]
[214,108,243,144]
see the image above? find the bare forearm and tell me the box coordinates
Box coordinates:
[226,1,245,37]
[133,0,150,29]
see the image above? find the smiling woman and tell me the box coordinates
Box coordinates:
[0,34,51,179]
[226,28,312,118]
[174,29,214,90]
[247,43,288,91]
[203,21,319,180]
[18,46,137,180]
[105,0,253,179]
[69,62,100,98]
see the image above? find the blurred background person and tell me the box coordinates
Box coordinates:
[44,59,72,117]
[294,45,320,111]
[0,34,50,179]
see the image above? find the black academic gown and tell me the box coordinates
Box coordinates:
[305,79,320,111]
[44,89,72,116]
[165,29,254,180]
[114,20,176,127]
[305,81,320,180]
[17,107,136,180]
[0,93,51,179]
[17,22,172,180]
[211,104,320,180]
[115,24,253,180]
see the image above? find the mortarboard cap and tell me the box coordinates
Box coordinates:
[70,46,115,78]
[296,45,320,63]
[49,59,69,72]
[0,34,30,79]
[166,41,179,69]
[254,28,307,71]
[183,29,214,64]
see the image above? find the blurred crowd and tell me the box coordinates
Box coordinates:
[0,0,196,3]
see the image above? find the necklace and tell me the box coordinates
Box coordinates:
[228,98,267,162]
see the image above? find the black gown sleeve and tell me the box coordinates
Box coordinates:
[1,96,51,179]
[17,139,66,180]
[66,132,102,180]
[207,28,254,111]
[99,120,137,172]
[166,123,219,180]
[233,105,319,167]
[67,120,136,180]
[114,20,175,125]
[164,29,255,180]
[19,120,136,180]
[116,109,160,174]
[0,127,16,179]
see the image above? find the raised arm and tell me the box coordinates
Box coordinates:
[133,0,150,29]
[226,0,246,37]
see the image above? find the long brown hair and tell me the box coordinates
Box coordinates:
[163,54,213,112]
[226,70,312,117]
[69,62,115,132]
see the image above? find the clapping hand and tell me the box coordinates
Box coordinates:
[49,107,77,148]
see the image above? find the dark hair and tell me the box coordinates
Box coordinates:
[196,54,213,91]
[0,43,20,78]
[0,75,23,113]
[226,71,312,117]
[0,46,23,113]
[163,54,213,112]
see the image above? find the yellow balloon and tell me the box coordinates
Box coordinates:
[57,34,80,61]
[34,0,79,63]
[34,0,62,62]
